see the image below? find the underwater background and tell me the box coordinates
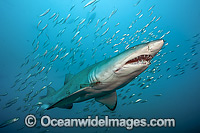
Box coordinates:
[0,0,200,132]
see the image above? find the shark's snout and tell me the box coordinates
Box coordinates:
[113,39,164,76]
[148,39,164,56]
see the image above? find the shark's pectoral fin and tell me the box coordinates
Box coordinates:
[95,91,117,111]
[47,87,56,96]
[64,73,74,85]
[39,87,56,100]
[39,87,57,110]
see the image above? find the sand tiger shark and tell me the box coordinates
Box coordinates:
[39,39,164,111]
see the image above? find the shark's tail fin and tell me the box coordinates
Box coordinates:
[38,87,56,110]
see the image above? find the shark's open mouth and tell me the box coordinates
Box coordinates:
[114,55,153,73]
[125,55,153,65]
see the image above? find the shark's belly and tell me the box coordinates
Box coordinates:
[74,76,134,103]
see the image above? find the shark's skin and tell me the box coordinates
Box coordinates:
[39,39,164,111]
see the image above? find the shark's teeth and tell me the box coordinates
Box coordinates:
[125,55,152,65]
[136,60,150,65]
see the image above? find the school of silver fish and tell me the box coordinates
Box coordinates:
[1,0,199,132]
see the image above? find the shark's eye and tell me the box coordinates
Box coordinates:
[131,46,136,49]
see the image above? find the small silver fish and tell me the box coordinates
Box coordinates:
[115,23,120,26]
[76,37,82,44]
[101,28,109,37]
[52,55,59,62]
[0,117,20,128]
[72,31,80,40]
[3,97,19,109]
[154,94,162,96]
[0,92,8,97]
[70,5,75,11]
[54,13,59,22]
[101,21,107,28]
[49,13,56,20]
[148,5,155,12]
[108,9,118,19]
[90,6,96,12]
[43,50,48,56]
[136,10,142,16]
[42,24,48,31]
[79,18,86,25]
[141,100,148,103]
[40,8,51,17]
[39,67,45,73]
[37,20,42,28]
[134,0,141,6]
[135,99,142,103]
[63,14,71,24]
[84,0,96,8]
[60,52,69,60]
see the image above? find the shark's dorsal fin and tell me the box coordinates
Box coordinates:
[95,91,117,111]
[47,87,56,96]
[64,74,73,85]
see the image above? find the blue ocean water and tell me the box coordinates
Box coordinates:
[0,0,200,132]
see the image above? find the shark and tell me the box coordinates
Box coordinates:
[39,39,164,111]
